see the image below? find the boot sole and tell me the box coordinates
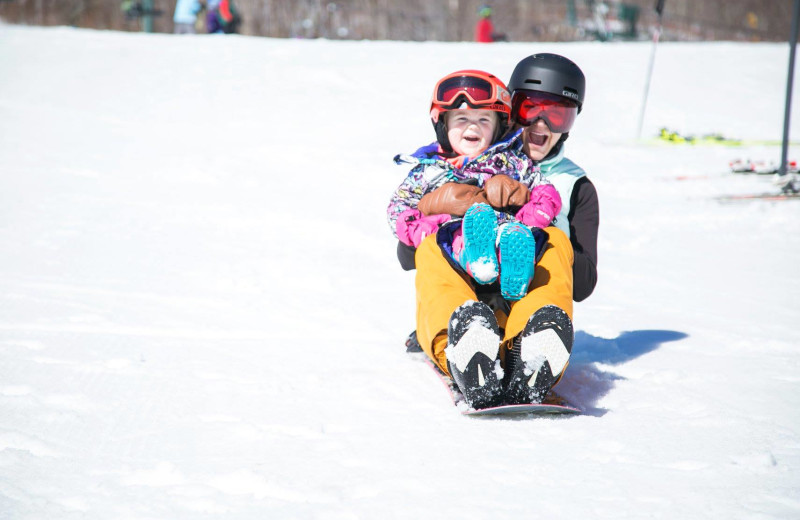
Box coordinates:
[504,305,573,404]
[446,301,504,409]
[461,204,498,284]
[498,224,536,300]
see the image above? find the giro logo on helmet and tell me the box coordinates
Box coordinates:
[562,90,579,100]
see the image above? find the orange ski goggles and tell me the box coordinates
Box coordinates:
[430,71,511,123]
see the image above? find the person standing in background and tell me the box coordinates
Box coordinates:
[206,0,241,34]
[173,0,203,34]
[475,5,494,42]
[475,5,506,43]
[205,0,222,32]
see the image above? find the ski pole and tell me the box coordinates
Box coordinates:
[779,0,800,181]
[636,0,665,141]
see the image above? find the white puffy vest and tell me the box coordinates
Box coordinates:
[538,146,587,239]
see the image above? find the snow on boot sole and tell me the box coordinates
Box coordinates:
[461,203,498,284]
[445,301,504,409]
[504,305,573,404]
[498,223,536,300]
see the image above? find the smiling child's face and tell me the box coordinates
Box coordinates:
[445,109,498,157]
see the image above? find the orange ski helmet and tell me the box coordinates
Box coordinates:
[430,69,512,153]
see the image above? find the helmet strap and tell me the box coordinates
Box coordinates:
[434,119,453,154]
[494,119,510,144]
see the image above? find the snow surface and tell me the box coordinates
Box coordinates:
[1,25,800,519]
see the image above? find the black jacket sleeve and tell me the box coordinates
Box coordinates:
[397,241,417,271]
[568,177,599,302]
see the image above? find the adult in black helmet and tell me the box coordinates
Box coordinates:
[507,53,598,303]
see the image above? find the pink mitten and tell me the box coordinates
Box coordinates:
[515,184,562,228]
[396,209,451,247]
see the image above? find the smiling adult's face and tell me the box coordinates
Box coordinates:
[521,118,562,161]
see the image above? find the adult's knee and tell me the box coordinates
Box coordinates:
[544,226,574,265]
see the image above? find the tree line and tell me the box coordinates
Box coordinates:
[0,0,793,42]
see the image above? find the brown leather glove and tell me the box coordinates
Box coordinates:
[483,175,530,212]
[418,182,490,217]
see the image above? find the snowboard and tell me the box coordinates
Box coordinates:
[406,333,581,416]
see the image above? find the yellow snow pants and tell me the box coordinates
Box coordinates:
[415,226,574,375]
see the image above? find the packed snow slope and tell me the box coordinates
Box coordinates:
[1,25,799,519]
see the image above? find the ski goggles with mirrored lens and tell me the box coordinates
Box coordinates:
[431,72,511,122]
[511,91,578,133]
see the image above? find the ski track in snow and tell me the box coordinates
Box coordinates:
[1,25,799,519]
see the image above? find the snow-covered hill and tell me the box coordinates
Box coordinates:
[1,25,798,519]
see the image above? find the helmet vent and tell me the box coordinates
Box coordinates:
[524,79,542,85]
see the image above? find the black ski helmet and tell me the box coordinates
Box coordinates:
[508,53,585,112]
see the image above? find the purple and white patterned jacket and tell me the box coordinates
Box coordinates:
[386,130,546,238]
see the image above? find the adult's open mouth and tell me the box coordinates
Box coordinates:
[528,131,549,147]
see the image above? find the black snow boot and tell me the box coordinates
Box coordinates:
[504,305,573,404]
[445,301,504,410]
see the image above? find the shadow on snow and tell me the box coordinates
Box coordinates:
[557,330,689,417]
